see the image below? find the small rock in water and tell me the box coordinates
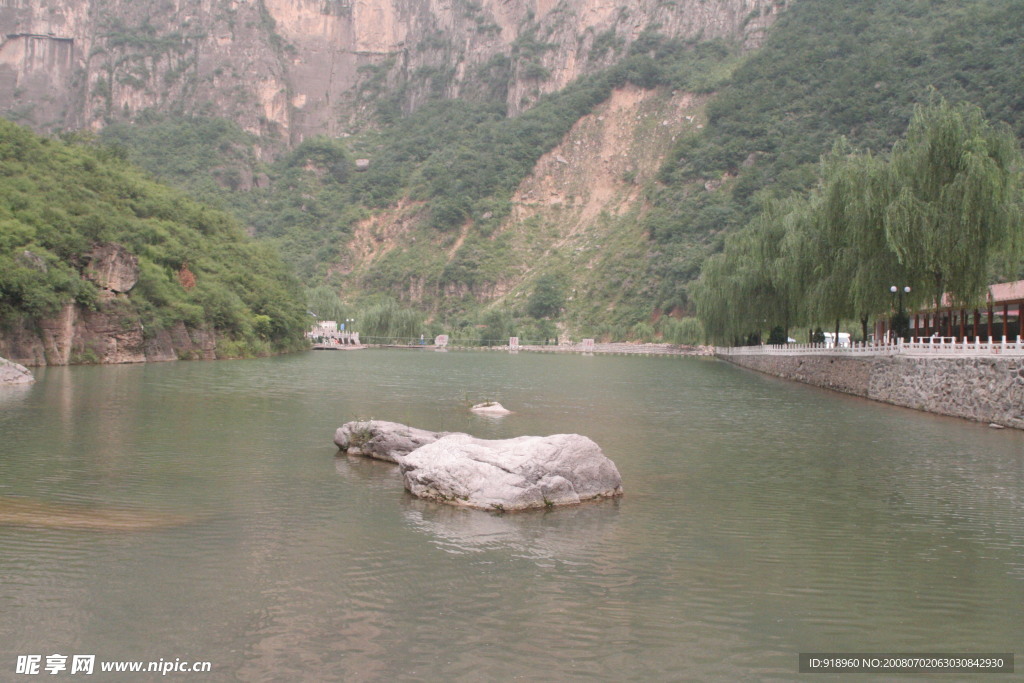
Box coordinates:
[470,401,511,415]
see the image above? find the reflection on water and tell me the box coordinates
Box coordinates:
[0,383,32,408]
[1,351,1023,680]
[401,496,622,562]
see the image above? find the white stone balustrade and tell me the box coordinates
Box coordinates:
[720,336,1024,357]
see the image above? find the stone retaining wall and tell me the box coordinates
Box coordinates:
[718,353,1024,430]
[446,343,714,356]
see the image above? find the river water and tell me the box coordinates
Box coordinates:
[1,350,1022,680]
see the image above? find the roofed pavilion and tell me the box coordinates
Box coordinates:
[876,279,1023,341]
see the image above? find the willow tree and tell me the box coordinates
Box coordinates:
[771,194,821,339]
[696,160,849,345]
[748,201,808,339]
[358,299,423,341]
[693,200,803,345]
[306,285,350,322]
[808,141,909,340]
[694,98,1022,348]
[843,153,909,339]
[883,97,1024,309]
[692,247,742,345]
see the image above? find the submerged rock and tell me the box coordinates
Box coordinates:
[0,356,34,385]
[400,433,622,511]
[0,497,193,531]
[334,420,449,463]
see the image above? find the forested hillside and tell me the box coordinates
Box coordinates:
[0,119,307,363]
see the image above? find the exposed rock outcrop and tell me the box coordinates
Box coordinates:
[343,84,715,307]
[0,356,34,385]
[335,421,623,510]
[0,304,217,366]
[82,243,138,294]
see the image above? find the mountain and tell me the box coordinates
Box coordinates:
[4,0,1023,347]
[0,0,782,143]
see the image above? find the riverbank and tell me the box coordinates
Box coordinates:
[718,352,1024,430]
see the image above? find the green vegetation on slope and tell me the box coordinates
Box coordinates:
[0,119,308,354]
[100,114,260,201]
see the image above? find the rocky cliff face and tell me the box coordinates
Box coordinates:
[1,0,787,143]
[0,242,217,366]
[0,299,219,366]
[0,301,219,366]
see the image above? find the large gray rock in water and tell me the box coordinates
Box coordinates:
[0,356,34,385]
[334,420,449,463]
[399,433,622,511]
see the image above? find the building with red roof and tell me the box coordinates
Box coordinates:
[877,279,1023,341]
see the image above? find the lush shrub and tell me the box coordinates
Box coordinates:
[526,274,566,319]
[630,321,655,343]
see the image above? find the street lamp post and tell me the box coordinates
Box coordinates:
[889,285,911,342]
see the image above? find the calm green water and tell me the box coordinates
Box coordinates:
[1,350,1022,681]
